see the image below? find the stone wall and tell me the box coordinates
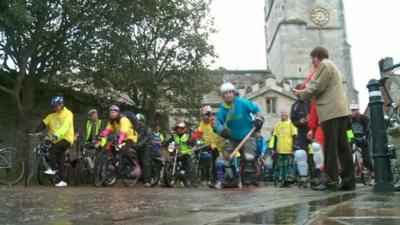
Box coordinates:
[264,0,357,102]
[202,72,297,140]
[245,79,296,139]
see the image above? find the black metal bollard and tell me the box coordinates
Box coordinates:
[367,79,394,192]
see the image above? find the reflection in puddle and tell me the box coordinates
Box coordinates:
[218,193,357,224]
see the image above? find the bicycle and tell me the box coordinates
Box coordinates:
[191,143,212,187]
[149,152,164,187]
[74,143,97,186]
[379,61,400,186]
[29,133,72,185]
[163,142,187,187]
[351,137,373,186]
[94,136,141,187]
[379,76,400,186]
[0,141,25,185]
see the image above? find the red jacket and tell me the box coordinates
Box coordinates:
[308,99,324,147]
[300,67,325,147]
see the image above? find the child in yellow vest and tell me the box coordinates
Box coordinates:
[270,111,297,187]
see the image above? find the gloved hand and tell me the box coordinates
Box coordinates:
[253,115,264,130]
[219,127,231,139]
[50,135,58,142]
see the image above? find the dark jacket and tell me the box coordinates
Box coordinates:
[348,114,370,139]
[290,99,310,150]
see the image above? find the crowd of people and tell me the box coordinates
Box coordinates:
[35,46,371,191]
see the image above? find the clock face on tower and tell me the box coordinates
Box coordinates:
[310,7,329,26]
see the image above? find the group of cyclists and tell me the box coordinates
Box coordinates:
[34,77,373,190]
[33,81,266,188]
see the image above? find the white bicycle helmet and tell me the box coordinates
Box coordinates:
[200,105,212,115]
[220,82,235,94]
[88,109,97,116]
[136,113,145,122]
[349,101,359,110]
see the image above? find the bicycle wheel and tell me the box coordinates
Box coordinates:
[361,171,372,186]
[100,155,118,187]
[391,159,400,185]
[150,160,162,187]
[163,162,176,187]
[74,157,90,186]
[0,148,25,185]
[150,168,160,187]
[121,157,140,187]
[191,157,201,186]
[93,151,107,187]
[37,157,56,185]
[64,153,74,185]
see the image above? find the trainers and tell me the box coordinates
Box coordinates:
[212,181,222,189]
[144,182,151,188]
[44,168,57,175]
[55,181,68,187]
[312,183,337,191]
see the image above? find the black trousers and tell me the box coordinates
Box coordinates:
[360,143,374,172]
[197,147,219,182]
[210,149,219,183]
[138,146,151,183]
[321,116,355,186]
[180,154,194,184]
[49,139,71,182]
[308,154,316,179]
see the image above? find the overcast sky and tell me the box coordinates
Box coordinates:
[209,0,400,110]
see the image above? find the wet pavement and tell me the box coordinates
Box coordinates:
[215,193,358,225]
[1,184,400,225]
[308,192,400,225]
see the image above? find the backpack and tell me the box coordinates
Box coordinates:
[290,99,310,128]
[121,111,143,137]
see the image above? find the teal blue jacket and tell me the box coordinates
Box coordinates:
[214,96,260,141]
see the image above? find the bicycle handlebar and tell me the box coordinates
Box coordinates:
[28,133,57,143]
[353,137,368,141]
[381,63,400,73]
[379,76,395,107]
[28,132,43,137]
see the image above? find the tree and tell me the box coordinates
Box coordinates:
[72,0,216,121]
[0,0,216,126]
[0,0,99,120]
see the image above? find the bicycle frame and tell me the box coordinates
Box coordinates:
[0,144,25,186]
[34,138,53,170]
[80,146,96,167]
[165,143,186,180]
[0,148,12,169]
[171,146,180,178]
[352,144,364,172]
[103,139,139,179]
[380,77,400,126]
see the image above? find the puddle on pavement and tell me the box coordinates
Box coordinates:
[326,194,400,218]
[360,194,396,202]
[331,218,400,225]
[215,193,357,224]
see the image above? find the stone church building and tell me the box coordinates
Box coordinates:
[202,0,358,138]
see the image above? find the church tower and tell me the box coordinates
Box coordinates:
[264,0,357,102]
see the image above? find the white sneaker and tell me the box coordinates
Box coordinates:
[55,181,67,187]
[44,168,57,175]
[212,181,222,189]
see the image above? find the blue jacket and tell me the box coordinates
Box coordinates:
[256,136,267,154]
[149,131,163,153]
[214,96,260,141]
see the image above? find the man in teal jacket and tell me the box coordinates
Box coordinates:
[213,82,264,187]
